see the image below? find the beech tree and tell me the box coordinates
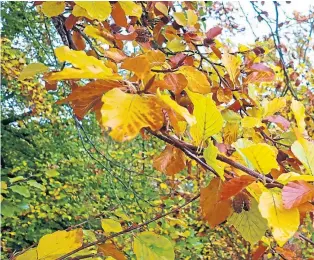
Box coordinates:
[2,1,314,260]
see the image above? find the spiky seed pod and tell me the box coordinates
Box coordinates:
[232,192,251,213]
[135,28,151,43]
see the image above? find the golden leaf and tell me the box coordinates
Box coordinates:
[42,1,65,17]
[177,66,211,94]
[101,88,164,142]
[48,46,120,81]
[121,56,150,79]
[291,99,306,134]
[187,90,223,145]
[291,138,314,175]
[75,2,111,21]
[240,143,279,175]
[258,189,299,247]
[119,1,142,18]
[101,219,123,233]
[203,141,225,180]
[37,229,83,260]
[221,53,241,85]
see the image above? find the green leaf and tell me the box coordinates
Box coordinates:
[10,185,30,198]
[101,219,123,233]
[27,180,46,191]
[46,169,60,178]
[133,231,175,260]
[18,62,48,81]
[228,199,268,245]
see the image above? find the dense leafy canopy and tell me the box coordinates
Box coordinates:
[1,1,314,260]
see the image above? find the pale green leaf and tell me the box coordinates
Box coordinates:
[133,231,174,260]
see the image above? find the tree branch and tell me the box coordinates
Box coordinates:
[56,193,200,260]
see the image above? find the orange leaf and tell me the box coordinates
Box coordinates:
[164,73,188,95]
[111,3,128,27]
[282,181,314,209]
[57,80,122,120]
[72,31,86,51]
[115,31,138,41]
[98,242,126,260]
[153,144,186,176]
[245,63,275,84]
[200,178,233,228]
[121,56,150,79]
[103,48,127,63]
[220,175,256,201]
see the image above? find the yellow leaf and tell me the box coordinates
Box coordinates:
[84,25,112,45]
[187,90,223,145]
[75,2,111,21]
[277,172,314,185]
[101,88,164,142]
[223,122,239,145]
[258,189,299,247]
[263,97,286,117]
[240,144,279,174]
[157,89,196,126]
[173,12,187,26]
[177,66,210,94]
[18,63,48,81]
[48,46,119,81]
[291,99,306,134]
[155,2,168,16]
[167,38,185,52]
[119,1,142,18]
[37,229,83,260]
[221,53,241,85]
[42,1,65,17]
[203,141,225,180]
[72,5,93,20]
[228,199,268,245]
[291,139,314,175]
[101,219,123,233]
[241,116,262,128]
[187,10,198,26]
[15,248,38,260]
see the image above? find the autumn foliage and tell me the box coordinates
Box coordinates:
[3,1,314,260]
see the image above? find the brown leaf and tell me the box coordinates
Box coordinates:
[220,175,256,201]
[57,80,123,120]
[111,3,128,27]
[252,242,268,260]
[153,144,186,176]
[45,81,57,91]
[98,242,126,260]
[153,21,165,46]
[200,178,233,228]
[164,73,188,95]
[282,181,314,209]
[169,53,187,69]
[263,115,290,131]
[205,26,222,40]
[65,14,78,30]
[72,31,86,51]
